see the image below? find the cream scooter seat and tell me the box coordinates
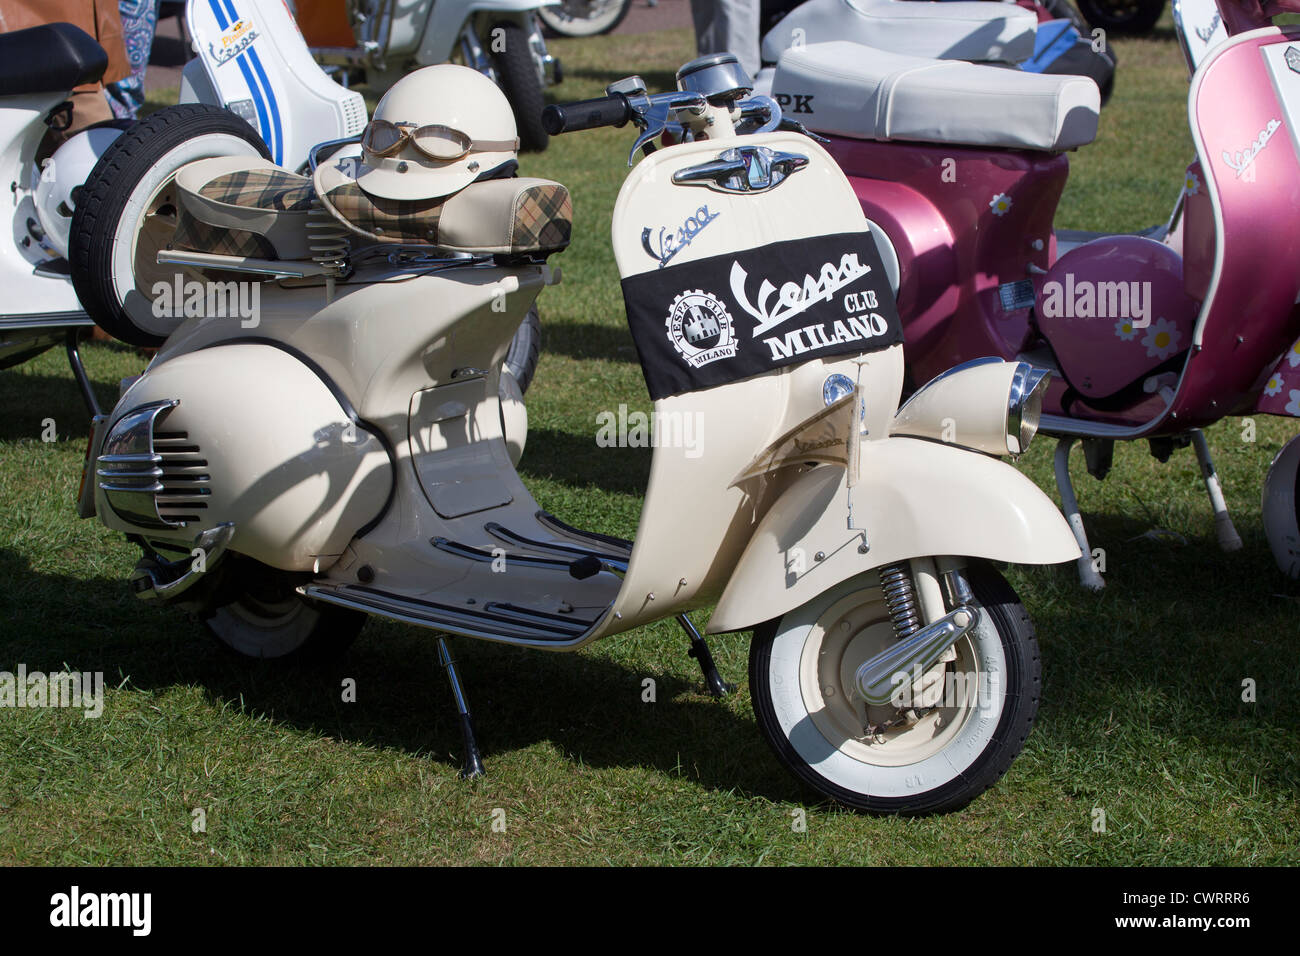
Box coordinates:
[170,154,573,264]
[772,41,1099,151]
[761,0,1039,66]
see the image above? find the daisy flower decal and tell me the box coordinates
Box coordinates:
[1115,319,1139,341]
[1142,317,1182,360]
[1185,171,1200,195]
[989,193,1012,216]
[1265,375,1284,397]
[1286,389,1300,417]
[1286,337,1300,368]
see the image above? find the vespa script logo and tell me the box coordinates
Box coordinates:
[210,18,258,66]
[1195,11,1222,44]
[1222,118,1282,179]
[642,205,719,269]
[729,254,872,338]
[730,255,893,362]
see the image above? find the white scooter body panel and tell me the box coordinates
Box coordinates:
[180,0,366,169]
[0,92,94,327]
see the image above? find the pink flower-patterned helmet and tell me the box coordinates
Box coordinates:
[1034,236,1201,408]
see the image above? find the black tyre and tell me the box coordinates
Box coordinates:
[69,103,271,347]
[491,21,549,152]
[537,0,631,37]
[1076,0,1165,35]
[504,305,541,394]
[203,557,365,662]
[750,560,1041,815]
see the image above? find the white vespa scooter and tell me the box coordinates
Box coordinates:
[0,0,363,398]
[76,58,1080,814]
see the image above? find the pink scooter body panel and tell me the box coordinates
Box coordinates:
[825,137,1067,384]
[1171,28,1300,430]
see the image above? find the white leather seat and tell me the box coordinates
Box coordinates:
[761,0,1038,66]
[773,41,1100,151]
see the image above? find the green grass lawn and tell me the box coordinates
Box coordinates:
[1,21,1298,865]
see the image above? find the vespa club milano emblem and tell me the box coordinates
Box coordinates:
[665,290,738,368]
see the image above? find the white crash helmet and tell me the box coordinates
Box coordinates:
[33,124,127,259]
[355,64,519,202]
[1262,434,1300,579]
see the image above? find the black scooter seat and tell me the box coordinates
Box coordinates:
[0,23,108,97]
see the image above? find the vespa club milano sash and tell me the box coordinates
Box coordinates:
[621,231,903,401]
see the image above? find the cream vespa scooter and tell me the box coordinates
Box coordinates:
[76,59,1079,814]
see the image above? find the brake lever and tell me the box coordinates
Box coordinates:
[627,91,708,165]
[777,116,830,143]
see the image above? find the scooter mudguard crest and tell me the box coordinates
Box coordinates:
[96,343,393,572]
[706,436,1080,634]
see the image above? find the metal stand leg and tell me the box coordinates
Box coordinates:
[1054,437,1106,591]
[677,614,735,698]
[1189,428,1243,553]
[65,328,101,419]
[437,638,485,779]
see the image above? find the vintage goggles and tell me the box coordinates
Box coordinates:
[361,119,519,162]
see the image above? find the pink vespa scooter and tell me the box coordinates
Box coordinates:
[767,0,1300,587]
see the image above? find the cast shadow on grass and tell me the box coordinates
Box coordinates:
[3,497,1297,806]
[539,319,639,363]
[0,346,139,443]
[0,547,802,805]
[519,426,652,496]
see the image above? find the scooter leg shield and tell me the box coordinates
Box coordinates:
[93,343,393,573]
[707,436,1080,634]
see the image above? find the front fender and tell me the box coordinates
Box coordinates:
[706,437,1079,633]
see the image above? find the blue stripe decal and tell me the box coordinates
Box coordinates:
[207,0,276,162]
[246,48,284,165]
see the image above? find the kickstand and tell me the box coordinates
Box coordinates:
[676,614,735,698]
[65,328,101,419]
[437,637,485,779]
[1053,437,1106,591]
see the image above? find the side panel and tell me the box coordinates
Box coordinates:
[706,436,1080,633]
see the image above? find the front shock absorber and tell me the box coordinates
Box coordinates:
[879,562,921,641]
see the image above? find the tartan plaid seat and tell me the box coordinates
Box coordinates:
[172,154,573,262]
[172,156,319,261]
[316,173,572,256]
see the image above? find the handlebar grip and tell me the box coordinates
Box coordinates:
[542,94,632,135]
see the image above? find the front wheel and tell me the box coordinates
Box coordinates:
[490,20,549,152]
[750,561,1040,815]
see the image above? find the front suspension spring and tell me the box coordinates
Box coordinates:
[880,562,921,641]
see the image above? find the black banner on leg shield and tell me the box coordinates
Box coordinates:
[620,230,903,401]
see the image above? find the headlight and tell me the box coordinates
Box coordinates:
[890,358,1052,457]
[1007,363,1050,455]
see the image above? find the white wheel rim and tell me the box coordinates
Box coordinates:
[209,593,320,659]
[767,573,1008,799]
[109,134,263,340]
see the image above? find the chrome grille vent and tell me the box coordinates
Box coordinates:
[97,400,211,530]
